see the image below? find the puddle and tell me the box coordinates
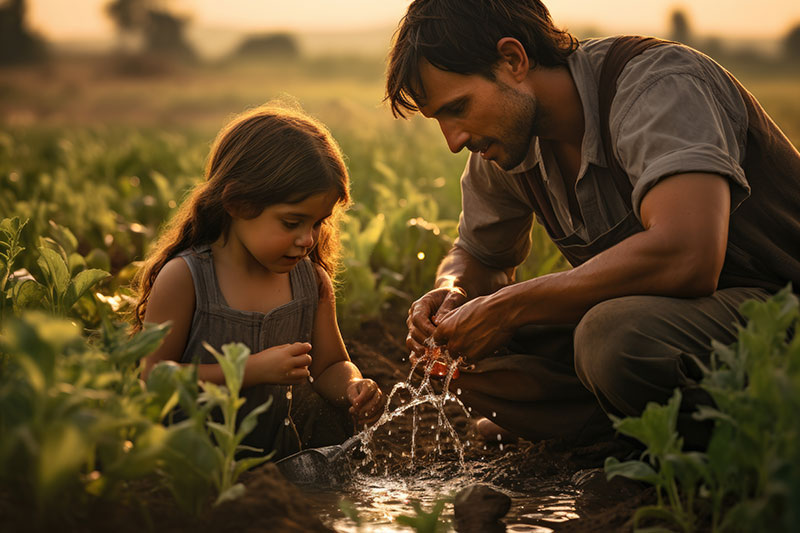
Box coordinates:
[300,454,583,532]
[290,353,608,532]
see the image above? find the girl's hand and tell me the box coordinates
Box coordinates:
[250,342,313,385]
[346,379,384,426]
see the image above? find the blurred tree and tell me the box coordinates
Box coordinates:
[0,0,47,65]
[106,0,196,62]
[229,32,300,61]
[783,23,800,63]
[669,8,693,46]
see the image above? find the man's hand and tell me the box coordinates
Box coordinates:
[406,286,467,355]
[432,293,515,361]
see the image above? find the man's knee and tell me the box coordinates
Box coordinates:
[573,296,667,404]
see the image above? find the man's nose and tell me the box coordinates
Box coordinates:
[439,119,469,154]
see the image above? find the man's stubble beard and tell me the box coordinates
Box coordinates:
[495,83,540,171]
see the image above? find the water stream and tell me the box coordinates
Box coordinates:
[296,351,593,532]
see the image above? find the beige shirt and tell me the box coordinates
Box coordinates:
[455,36,751,269]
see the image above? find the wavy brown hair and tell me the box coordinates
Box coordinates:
[385,0,579,118]
[132,102,351,330]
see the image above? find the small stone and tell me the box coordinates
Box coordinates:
[453,484,510,533]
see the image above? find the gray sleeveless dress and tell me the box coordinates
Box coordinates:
[177,245,351,459]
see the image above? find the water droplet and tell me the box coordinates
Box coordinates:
[284,418,290,426]
[492,411,497,417]
[308,375,314,383]
[388,430,392,436]
[285,390,292,400]
[468,407,472,412]
[499,443,504,451]
[456,388,462,395]
[497,433,502,441]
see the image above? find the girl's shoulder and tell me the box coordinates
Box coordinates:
[146,256,196,325]
[153,256,195,294]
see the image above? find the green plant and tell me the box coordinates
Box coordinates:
[339,497,363,530]
[199,342,275,505]
[396,496,452,533]
[12,238,109,318]
[145,342,276,514]
[0,217,27,326]
[0,311,172,516]
[605,389,707,532]
[605,286,800,533]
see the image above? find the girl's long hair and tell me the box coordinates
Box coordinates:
[132,102,350,330]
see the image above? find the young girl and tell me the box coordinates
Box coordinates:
[133,103,384,459]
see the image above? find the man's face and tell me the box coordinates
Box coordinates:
[416,59,539,170]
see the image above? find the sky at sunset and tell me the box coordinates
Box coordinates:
[27,0,800,43]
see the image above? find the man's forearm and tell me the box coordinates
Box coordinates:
[434,245,515,299]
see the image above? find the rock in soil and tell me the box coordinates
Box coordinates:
[453,484,511,533]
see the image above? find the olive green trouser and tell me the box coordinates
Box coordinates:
[453,287,770,449]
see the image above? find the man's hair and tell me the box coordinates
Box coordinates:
[385,0,579,118]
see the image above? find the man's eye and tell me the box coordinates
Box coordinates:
[448,101,466,115]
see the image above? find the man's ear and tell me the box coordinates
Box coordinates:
[495,37,530,82]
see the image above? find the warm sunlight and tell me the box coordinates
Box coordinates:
[28,0,800,41]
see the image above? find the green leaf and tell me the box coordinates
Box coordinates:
[204,342,251,398]
[12,278,48,313]
[214,483,246,506]
[112,321,171,367]
[38,424,89,501]
[605,457,661,486]
[610,389,682,457]
[67,252,86,278]
[339,498,362,526]
[37,246,70,300]
[231,454,272,482]
[236,396,272,444]
[632,505,687,531]
[64,268,110,310]
[47,220,79,255]
[207,421,235,451]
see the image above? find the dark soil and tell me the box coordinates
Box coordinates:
[0,316,655,532]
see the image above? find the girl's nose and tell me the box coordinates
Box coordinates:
[295,228,314,248]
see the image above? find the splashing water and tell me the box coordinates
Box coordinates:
[292,344,589,532]
[349,344,470,469]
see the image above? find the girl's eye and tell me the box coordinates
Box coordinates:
[282,220,300,229]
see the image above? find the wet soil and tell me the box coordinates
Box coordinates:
[0,316,655,532]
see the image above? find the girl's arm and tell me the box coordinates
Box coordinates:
[141,257,312,387]
[308,265,384,421]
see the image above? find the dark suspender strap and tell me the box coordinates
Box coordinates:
[519,167,564,239]
[598,36,671,206]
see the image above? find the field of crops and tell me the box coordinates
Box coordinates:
[1,52,800,531]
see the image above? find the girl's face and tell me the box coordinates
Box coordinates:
[229,189,339,274]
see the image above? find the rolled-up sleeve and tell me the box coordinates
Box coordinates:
[613,67,750,220]
[454,154,535,269]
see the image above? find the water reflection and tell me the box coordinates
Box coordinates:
[301,457,581,532]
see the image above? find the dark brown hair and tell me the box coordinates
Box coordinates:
[385,0,579,117]
[132,102,350,330]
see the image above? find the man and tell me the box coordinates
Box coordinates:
[385,0,800,448]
